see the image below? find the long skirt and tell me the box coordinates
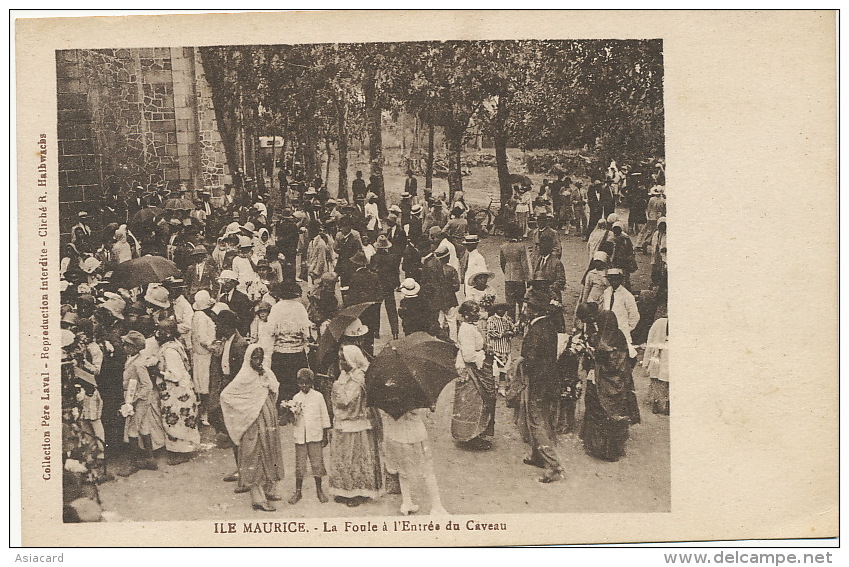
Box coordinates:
[237,394,284,490]
[157,378,201,453]
[516,387,563,472]
[192,351,211,395]
[328,428,383,499]
[123,397,166,450]
[384,438,433,480]
[650,378,669,415]
[451,361,496,442]
[580,382,630,462]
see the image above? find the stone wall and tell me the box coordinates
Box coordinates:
[56,47,229,238]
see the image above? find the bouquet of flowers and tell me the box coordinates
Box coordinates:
[278,399,303,426]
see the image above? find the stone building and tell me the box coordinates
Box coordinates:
[56,47,229,238]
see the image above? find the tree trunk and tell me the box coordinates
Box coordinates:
[445,124,464,201]
[324,137,332,187]
[425,121,435,189]
[494,95,513,208]
[363,74,387,216]
[335,97,349,201]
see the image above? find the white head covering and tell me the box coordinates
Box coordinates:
[219,344,278,445]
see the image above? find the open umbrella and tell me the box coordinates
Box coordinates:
[316,301,378,369]
[163,197,195,211]
[509,173,533,189]
[131,207,162,227]
[110,255,181,289]
[365,332,458,419]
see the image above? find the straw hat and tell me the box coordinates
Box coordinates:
[605,268,624,277]
[399,278,420,298]
[592,251,609,263]
[462,234,480,245]
[217,270,238,282]
[343,318,369,337]
[144,285,170,308]
[101,296,126,320]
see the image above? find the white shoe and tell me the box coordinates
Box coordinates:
[400,503,419,516]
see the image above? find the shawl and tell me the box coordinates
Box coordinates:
[220,344,278,445]
[644,318,669,382]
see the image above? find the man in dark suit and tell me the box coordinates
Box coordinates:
[519,288,564,483]
[345,251,383,355]
[384,213,407,254]
[210,308,250,485]
[185,244,219,299]
[335,216,363,300]
[420,245,460,342]
[126,183,146,217]
[530,235,566,303]
[216,270,253,337]
[404,170,418,199]
[585,179,615,240]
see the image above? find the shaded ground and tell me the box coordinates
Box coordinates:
[98,199,670,521]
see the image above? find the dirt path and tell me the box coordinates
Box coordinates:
[98,206,670,521]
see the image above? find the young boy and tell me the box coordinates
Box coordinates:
[486,303,515,397]
[289,368,331,504]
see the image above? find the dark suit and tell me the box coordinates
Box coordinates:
[520,314,563,473]
[385,224,407,254]
[372,250,401,337]
[529,253,567,301]
[346,267,383,354]
[185,257,219,299]
[421,255,460,312]
[586,185,615,237]
[219,289,253,337]
[401,243,423,283]
[208,331,248,434]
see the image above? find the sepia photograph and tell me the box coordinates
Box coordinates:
[55,38,669,522]
[14,10,837,548]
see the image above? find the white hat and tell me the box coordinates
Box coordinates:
[244,222,256,233]
[343,318,369,337]
[61,329,76,348]
[211,302,231,315]
[399,278,421,298]
[101,296,126,320]
[217,269,238,282]
[612,221,624,230]
[605,268,624,277]
[389,204,402,214]
[81,256,101,274]
[593,251,609,262]
[144,284,170,308]
[224,222,241,235]
[606,213,619,224]
[238,235,254,248]
[657,216,667,225]
[192,290,215,310]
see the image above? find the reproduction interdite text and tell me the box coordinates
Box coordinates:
[36,133,53,481]
[213,519,509,534]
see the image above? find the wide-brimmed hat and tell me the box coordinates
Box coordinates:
[190,244,208,256]
[217,269,238,282]
[350,251,369,267]
[605,267,624,278]
[161,276,186,288]
[374,235,392,249]
[243,222,256,233]
[400,192,411,199]
[224,222,241,235]
[81,256,101,274]
[343,318,369,337]
[144,285,170,308]
[462,234,480,245]
[192,290,215,310]
[592,251,609,263]
[389,204,402,214]
[467,269,495,283]
[61,329,76,348]
[101,296,126,320]
[399,278,421,298]
[657,216,667,226]
[411,204,423,214]
[606,213,620,224]
[238,235,254,248]
[120,330,147,350]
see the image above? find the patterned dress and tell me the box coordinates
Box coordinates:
[156,340,201,453]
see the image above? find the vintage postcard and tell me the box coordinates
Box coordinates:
[14,10,837,547]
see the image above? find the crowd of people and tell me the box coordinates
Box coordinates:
[59,161,668,522]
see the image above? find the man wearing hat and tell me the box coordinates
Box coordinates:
[420,244,460,342]
[127,183,147,217]
[143,284,172,316]
[638,186,667,251]
[407,203,423,240]
[404,169,418,200]
[461,234,488,294]
[334,216,363,299]
[397,278,434,335]
[305,220,334,288]
[598,268,639,358]
[529,213,562,259]
[399,193,413,228]
[186,244,219,299]
[608,221,638,289]
[569,179,587,236]
[519,285,565,483]
[231,235,259,296]
[71,210,93,246]
[384,212,407,253]
[163,276,194,355]
[217,270,253,336]
[585,178,614,240]
[402,235,425,284]
[268,280,312,401]
[423,199,448,235]
[275,208,300,270]
[530,234,566,303]
[345,251,383,354]
[372,234,401,340]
